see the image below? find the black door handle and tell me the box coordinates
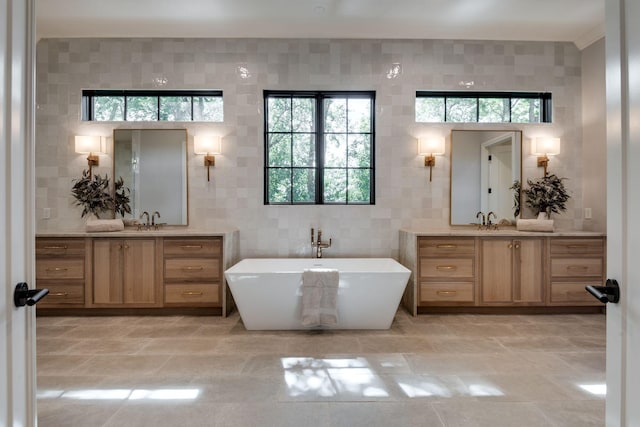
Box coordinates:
[14,282,49,307]
[586,279,620,304]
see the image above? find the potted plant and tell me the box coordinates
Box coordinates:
[71,170,113,218]
[523,173,570,219]
[113,176,131,218]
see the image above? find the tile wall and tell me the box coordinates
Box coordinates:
[35,38,589,258]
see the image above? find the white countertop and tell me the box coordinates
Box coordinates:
[36,228,239,238]
[400,228,606,237]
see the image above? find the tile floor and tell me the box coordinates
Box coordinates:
[36,311,606,426]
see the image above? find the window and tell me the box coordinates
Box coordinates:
[415,91,552,123]
[81,90,223,122]
[264,91,375,205]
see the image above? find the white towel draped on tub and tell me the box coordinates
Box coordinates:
[301,268,339,327]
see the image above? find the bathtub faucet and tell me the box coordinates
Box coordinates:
[311,228,332,258]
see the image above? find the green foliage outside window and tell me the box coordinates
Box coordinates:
[265,91,374,205]
[83,90,223,122]
[415,92,549,123]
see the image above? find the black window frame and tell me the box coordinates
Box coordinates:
[416,91,552,123]
[81,89,224,122]
[264,90,376,205]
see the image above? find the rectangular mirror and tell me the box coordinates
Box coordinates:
[450,130,522,225]
[113,129,188,225]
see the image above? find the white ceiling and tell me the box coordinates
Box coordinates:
[36,0,605,49]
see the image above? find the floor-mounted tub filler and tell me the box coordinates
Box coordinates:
[224,258,411,330]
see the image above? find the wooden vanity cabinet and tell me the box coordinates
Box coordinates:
[410,233,605,312]
[417,237,476,305]
[481,238,544,305]
[92,238,160,307]
[548,238,605,305]
[163,237,222,307]
[35,238,88,308]
[36,234,231,313]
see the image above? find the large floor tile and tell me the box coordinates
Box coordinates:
[36,312,606,426]
[536,400,606,427]
[328,402,445,427]
[431,401,551,427]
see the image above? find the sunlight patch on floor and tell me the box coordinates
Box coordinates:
[37,388,201,401]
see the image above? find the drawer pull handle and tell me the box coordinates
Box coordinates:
[568,265,589,270]
[567,245,588,249]
[44,245,67,250]
[436,265,457,271]
[436,290,457,296]
[182,291,204,296]
[50,292,69,297]
[436,244,457,249]
[46,267,68,272]
[182,266,204,271]
[180,245,203,249]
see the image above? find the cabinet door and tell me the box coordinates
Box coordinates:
[481,239,513,302]
[482,238,544,304]
[513,239,544,303]
[123,239,156,304]
[93,240,124,304]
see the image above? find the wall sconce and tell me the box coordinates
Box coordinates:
[419,136,446,182]
[194,135,221,182]
[532,137,560,177]
[75,135,102,178]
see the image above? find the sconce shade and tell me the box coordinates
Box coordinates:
[532,137,560,155]
[418,137,446,155]
[533,137,560,177]
[194,135,221,182]
[418,136,445,182]
[75,135,102,154]
[194,135,221,155]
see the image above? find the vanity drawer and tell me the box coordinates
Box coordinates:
[420,282,474,302]
[420,258,474,278]
[37,282,85,306]
[36,259,85,280]
[419,238,475,257]
[36,239,86,257]
[163,238,221,257]
[550,282,602,304]
[164,258,220,281]
[164,284,220,305]
[551,258,603,278]
[550,239,604,256]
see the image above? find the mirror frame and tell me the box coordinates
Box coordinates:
[112,128,189,226]
[449,129,523,226]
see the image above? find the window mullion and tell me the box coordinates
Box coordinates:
[290,95,294,204]
[316,94,324,204]
[444,97,448,122]
[509,96,513,123]
[345,98,350,204]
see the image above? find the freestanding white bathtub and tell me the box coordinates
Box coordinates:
[224,258,411,330]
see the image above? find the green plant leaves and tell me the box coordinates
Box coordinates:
[71,170,131,218]
[114,176,131,217]
[523,173,570,216]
